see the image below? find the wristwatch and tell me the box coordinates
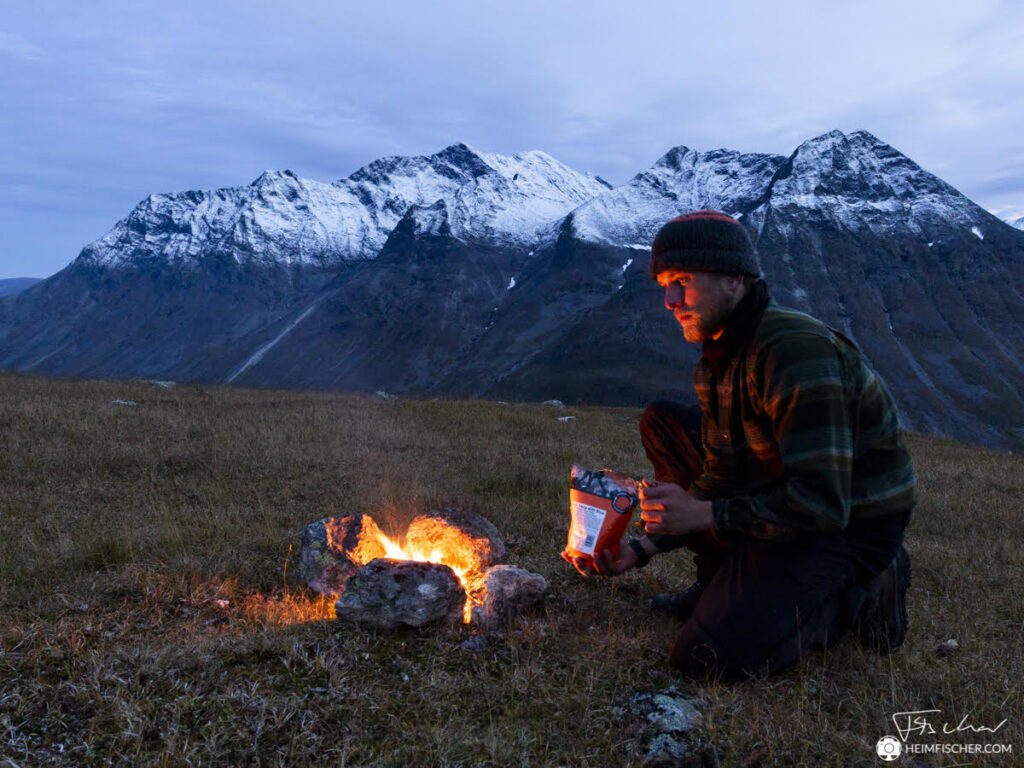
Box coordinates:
[627,537,651,568]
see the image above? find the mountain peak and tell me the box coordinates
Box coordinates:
[251,169,300,187]
[770,130,949,203]
[432,141,492,178]
[569,145,786,247]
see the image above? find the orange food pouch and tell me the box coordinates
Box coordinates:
[565,464,639,564]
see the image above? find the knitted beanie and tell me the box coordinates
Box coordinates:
[649,210,758,278]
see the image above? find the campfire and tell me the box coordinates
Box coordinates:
[299,508,546,630]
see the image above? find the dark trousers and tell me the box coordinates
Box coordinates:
[639,401,909,680]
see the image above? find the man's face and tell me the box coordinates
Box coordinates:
[656,269,742,343]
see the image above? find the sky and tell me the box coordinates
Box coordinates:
[2,0,1023,279]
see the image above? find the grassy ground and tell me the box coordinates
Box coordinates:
[0,373,1020,767]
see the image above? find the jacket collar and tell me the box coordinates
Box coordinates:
[701,279,770,376]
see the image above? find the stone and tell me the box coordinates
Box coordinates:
[935,638,959,657]
[405,508,505,573]
[299,513,387,596]
[627,687,703,767]
[470,565,547,630]
[335,559,466,630]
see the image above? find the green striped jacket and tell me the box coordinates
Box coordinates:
[694,302,916,540]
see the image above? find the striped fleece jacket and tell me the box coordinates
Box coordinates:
[692,282,916,541]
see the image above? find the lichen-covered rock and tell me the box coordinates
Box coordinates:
[405,508,505,573]
[627,688,703,767]
[335,559,466,630]
[470,564,547,630]
[299,513,387,596]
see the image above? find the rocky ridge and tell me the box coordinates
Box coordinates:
[2,131,1023,450]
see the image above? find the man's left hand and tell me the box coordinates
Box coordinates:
[639,481,714,536]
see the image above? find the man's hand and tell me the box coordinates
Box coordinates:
[561,545,638,578]
[639,480,714,536]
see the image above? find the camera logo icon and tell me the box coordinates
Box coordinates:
[876,736,902,761]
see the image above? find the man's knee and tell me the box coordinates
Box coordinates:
[669,622,757,681]
[640,400,699,431]
[640,400,679,436]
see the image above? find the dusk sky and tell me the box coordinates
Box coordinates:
[2,0,1023,279]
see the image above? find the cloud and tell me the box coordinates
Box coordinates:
[0,31,44,61]
[2,0,1024,278]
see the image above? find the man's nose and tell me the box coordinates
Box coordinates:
[665,283,684,310]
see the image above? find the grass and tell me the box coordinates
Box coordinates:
[0,372,1021,767]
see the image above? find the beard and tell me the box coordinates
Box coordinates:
[676,300,732,343]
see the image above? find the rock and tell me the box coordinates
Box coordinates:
[373,390,398,400]
[542,399,565,408]
[405,508,505,573]
[644,733,690,765]
[470,565,547,630]
[111,399,138,406]
[935,638,959,657]
[556,416,576,422]
[299,514,387,596]
[335,559,466,629]
[627,688,703,767]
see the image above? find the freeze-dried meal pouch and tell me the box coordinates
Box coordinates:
[565,464,639,564]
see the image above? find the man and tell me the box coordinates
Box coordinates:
[566,210,915,680]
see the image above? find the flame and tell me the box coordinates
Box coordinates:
[372,529,477,623]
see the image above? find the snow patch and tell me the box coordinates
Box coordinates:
[227,301,321,383]
[971,226,984,240]
[621,258,633,273]
[507,276,516,290]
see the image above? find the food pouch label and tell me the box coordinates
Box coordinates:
[568,491,608,556]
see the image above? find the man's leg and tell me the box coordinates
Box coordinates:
[640,401,727,609]
[668,534,871,680]
[639,401,704,488]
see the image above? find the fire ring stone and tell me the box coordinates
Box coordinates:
[335,558,466,630]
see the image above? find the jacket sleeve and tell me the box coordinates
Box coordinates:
[709,332,854,540]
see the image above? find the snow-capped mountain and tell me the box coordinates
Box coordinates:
[745,130,996,241]
[76,143,609,271]
[2,131,1023,450]
[1005,214,1024,231]
[568,147,786,248]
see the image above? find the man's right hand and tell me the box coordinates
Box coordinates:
[561,545,638,578]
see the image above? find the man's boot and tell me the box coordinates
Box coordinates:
[858,546,911,654]
[650,581,705,621]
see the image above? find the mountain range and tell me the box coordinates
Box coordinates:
[1,130,1022,450]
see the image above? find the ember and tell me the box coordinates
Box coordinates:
[299,508,545,630]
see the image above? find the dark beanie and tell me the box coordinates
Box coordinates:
[649,210,758,278]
